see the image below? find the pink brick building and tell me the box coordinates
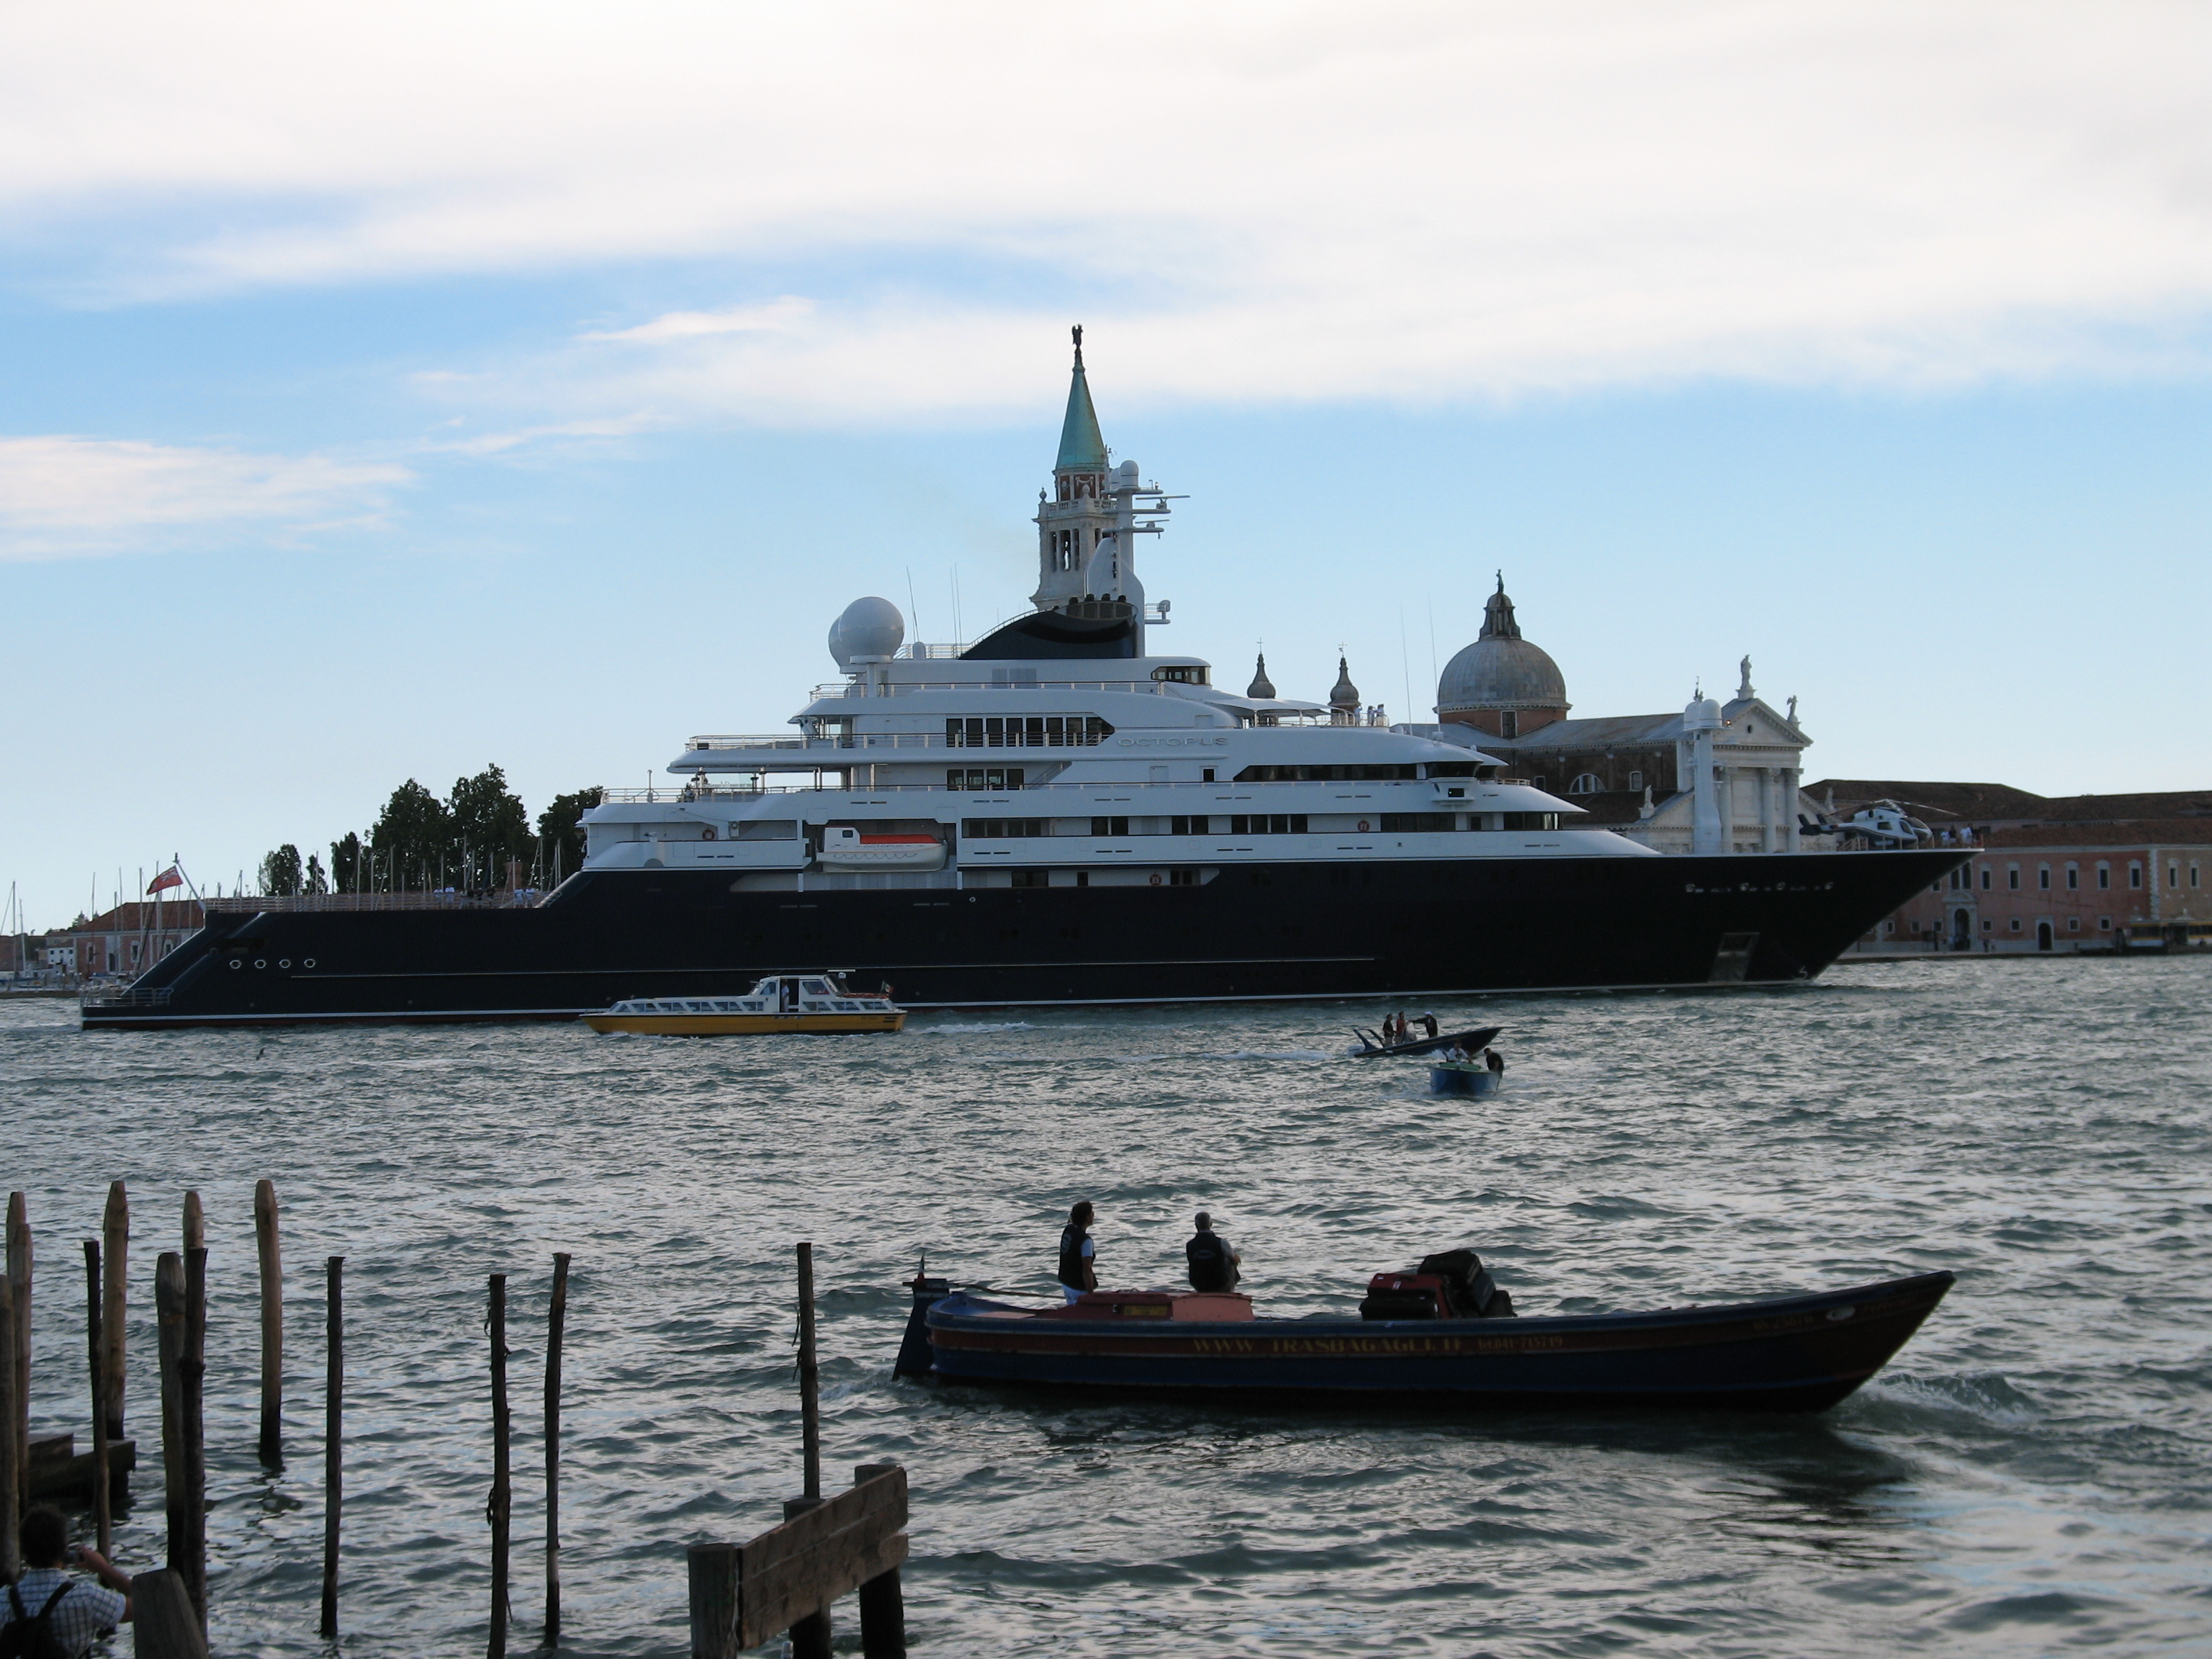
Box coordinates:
[1870,820,2210,953]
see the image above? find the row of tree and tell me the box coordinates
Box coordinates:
[258,767,605,896]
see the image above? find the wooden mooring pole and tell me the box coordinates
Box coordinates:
[320,1256,343,1640]
[854,1463,909,1659]
[255,1179,283,1465]
[796,1242,822,1500]
[155,1253,189,1594]
[102,1182,128,1442]
[156,1249,208,1629]
[789,1243,829,1659]
[544,1252,570,1649]
[7,1190,28,1515]
[83,1240,113,1557]
[684,1462,910,1659]
[0,1270,18,1583]
[135,1567,211,1659]
[181,1190,205,1255]
[783,1496,832,1659]
[182,1244,210,1628]
[488,1272,512,1659]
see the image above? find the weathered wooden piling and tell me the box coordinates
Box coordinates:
[320,1256,343,1640]
[544,1251,570,1649]
[7,1190,29,1511]
[84,1240,113,1557]
[182,1189,205,1254]
[796,1242,822,1500]
[0,1271,19,1582]
[488,1272,513,1659]
[685,1465,911,1659]
[134,1567,211,1659]
[156,1253,187,1563]
[783,1497,832,1659]
[853,1463,909,1659]
[182,1244,210,1626]
[255,1179,283,1464]
[102,1181,128,1442]
[156,1250,208,1627]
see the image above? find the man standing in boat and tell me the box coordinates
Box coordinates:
[1186,1211,1242,1292]
[1058,1201,1098,1303]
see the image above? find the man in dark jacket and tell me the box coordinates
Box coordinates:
[1057,1201,1097,1303]
[1185,1212,1243,1292]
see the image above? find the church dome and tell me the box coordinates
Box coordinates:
[1437,577,1568,715]
[1246,652,1276,700]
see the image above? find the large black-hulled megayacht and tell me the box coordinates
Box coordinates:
[85,333,1966,1029]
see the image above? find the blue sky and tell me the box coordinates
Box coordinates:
[3,2,2208,928]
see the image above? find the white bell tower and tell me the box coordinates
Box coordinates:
[1030,327,1165,642]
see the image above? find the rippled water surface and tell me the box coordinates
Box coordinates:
[4,957,2210,1656]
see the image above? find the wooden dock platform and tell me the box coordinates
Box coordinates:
[29,1430,135,1502]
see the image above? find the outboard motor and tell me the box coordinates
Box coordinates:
[1358,1248,1516,1321]
[892,1270,953,1378]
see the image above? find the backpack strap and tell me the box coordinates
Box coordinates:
[37,1582,73,1619]
[6,1581,25,1621]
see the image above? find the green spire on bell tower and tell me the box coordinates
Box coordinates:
[1055,323,1110,473]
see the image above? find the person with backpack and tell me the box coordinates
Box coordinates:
[1185,1211,1243,1292]
[1,1506,131,1658]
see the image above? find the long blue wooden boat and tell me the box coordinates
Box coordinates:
[894,1269,1954,1413]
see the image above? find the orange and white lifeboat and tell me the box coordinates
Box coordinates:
[817,826,948,872]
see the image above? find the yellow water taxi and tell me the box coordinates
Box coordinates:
[580,973,907,1036]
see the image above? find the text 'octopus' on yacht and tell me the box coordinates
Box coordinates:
[85,328,1970,1028]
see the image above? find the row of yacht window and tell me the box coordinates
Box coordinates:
[958,811,1564,840]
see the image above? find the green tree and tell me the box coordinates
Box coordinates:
[330,832,364,893]
[448,764,532,891]
[370,779,452,891]
[304,853,330,895]
[259,844,303,896]
[537,787,604,882]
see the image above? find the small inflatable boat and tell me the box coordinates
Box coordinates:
[1429,1061,1500,1095]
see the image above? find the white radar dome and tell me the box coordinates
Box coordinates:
[827,596,906,668]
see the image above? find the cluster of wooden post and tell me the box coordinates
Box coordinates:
[1,1192,863,1658]
[0,1182,289,1659]
[1,1185,585,1658]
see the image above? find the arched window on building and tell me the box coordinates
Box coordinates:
[1568,773,1601,794]
[1627,770,1643,791]
[2038,864,2051,890]
[1500,711,1519,739]
[2097,863,2110,889]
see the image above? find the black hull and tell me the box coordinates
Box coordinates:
[912,1272,1957,1413]
[84,850,1966,1029]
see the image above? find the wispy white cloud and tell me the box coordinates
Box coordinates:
[578,297,814,346]
[0,437,410,559]
[4,2,2210,413]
